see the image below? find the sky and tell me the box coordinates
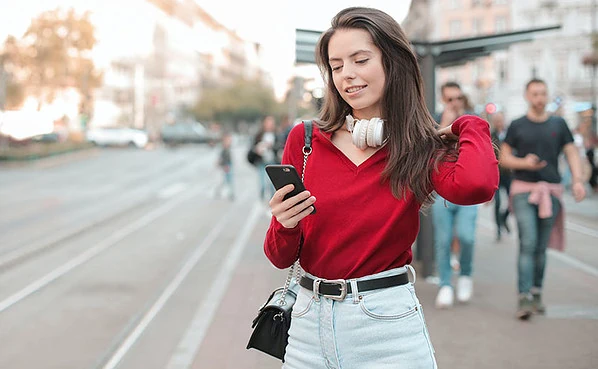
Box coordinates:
[0,0,413,100]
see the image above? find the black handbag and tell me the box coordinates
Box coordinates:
[247,147,261,166]
[246,120,313,362]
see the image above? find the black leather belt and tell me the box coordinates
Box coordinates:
[299,273,410,301]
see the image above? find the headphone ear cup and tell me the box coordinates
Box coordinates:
[352,120,362,148]
[373,119,384,146]
[358,120,369,150]
[366,118,378,147]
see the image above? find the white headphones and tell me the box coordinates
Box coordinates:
[345,115,385,150]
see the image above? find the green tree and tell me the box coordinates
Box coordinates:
[193,78,283,126]
[20,8,102,112]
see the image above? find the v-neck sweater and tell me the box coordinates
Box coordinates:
[264,115,498,280]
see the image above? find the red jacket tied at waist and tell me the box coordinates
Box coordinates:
[509,179,566,251]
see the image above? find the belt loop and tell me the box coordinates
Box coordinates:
[406,265,416,284]
[350,279,359,304]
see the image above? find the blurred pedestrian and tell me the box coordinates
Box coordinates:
[274,114,293,163]
[490,111,513,240]
[432,82,480,309]
[214,132,234,201]
[577,109,598,192]
[248,115,278,201]
[500,78,587,320]
[263,7,497,367]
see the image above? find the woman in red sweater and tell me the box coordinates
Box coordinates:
[264,7,498,368]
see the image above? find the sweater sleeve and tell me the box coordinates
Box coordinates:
[432,115,499,205]
[263,123,304,269]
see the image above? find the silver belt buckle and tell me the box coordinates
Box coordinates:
[321,279,347,301]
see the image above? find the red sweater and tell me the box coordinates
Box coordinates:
[264,115,498,280]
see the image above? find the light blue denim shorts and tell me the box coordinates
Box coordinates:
[283,266,437,369]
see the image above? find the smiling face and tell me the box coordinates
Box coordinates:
[328,28,386,120]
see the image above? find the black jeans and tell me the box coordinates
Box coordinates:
[587,148,597,189]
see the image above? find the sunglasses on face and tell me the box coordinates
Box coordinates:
[446,96,465,103]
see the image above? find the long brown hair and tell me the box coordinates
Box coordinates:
[315,7,454,207]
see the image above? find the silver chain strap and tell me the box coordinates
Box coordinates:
[278,141,312,306]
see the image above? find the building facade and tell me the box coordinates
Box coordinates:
[405,0,595,125]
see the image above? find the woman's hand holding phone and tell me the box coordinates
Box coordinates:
[269,185,316,229]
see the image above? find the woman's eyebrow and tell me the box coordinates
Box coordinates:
[329,49,373,62]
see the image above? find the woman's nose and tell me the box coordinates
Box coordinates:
[341,65,356,80]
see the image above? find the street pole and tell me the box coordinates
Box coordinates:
[0,62,6,111]
[417,47,437,279]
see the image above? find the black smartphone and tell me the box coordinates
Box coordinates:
[265,164,316,213]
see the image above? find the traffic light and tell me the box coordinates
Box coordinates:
[485,102,497,115]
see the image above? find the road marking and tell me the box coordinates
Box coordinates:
[165,202,262,369]
[0,187,203,314]
[99,207,235,369]
[564,221,598,239]
[157,183,189,199]
[477,217,598,279]
[547,249,598,278]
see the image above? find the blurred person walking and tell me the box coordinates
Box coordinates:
[248,116,278,201]
[577,109,598,192]
[432,82,481,309]
[490,111,513,240]
[274,114,293,164]
[214,132,235,201]
[263,7,497,367]
[500,78,586,320]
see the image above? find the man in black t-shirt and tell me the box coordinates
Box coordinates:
[500,79,586,321]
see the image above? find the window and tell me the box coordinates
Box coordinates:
[498,59,508,82]
[472,18,482,35]
[495,16,507,32]
[450,0,461,9]
[472,61,482,81]
[494,0,508,5]
[450,20,462,37]
[557,55,567,80]
[472,0,482,6]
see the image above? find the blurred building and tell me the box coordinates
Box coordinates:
[508,0,595,124]
[90,0,267,136]
[0,0,268,137]
[405,0,596,125]
[422,0,511,114]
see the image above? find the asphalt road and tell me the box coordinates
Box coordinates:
[0,139,596,369]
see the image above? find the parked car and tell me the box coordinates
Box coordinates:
[86,127,149,148]
[160,121,221,145]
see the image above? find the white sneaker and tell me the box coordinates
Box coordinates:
[457,276,473,303]
[435,286,454,309]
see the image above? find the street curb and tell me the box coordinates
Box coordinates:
[0,147,101,169]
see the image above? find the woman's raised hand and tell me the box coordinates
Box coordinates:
[437,124,459,142]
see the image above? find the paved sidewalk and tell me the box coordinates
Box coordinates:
[198,198,598,369]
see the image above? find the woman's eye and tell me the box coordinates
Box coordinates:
[356,59,369,64]
[331,65,342,71]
